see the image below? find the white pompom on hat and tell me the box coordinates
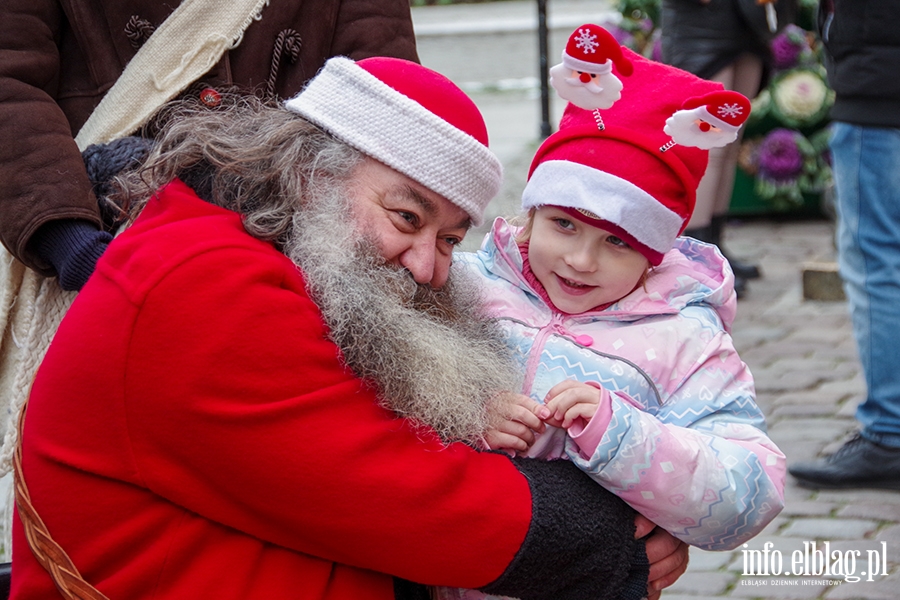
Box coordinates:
[284,56,502,227]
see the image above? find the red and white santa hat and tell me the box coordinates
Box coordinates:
[560,24,634,77]
[285,56,502,227]
[524,47,740,266]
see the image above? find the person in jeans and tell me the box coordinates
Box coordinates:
[789,0,900,489]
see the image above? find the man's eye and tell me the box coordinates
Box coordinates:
[443,236,462,247]
[397,211,418,226]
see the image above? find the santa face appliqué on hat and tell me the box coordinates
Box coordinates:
[549,24,633,111]
[663,90,752,150]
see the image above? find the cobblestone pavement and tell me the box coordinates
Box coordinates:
[412,3,900,598]
[663,218,900,600]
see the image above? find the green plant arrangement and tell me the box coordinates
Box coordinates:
[610,0,662,59]
[740,18,834,212]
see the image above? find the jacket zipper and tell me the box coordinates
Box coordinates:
[522,313,566,396]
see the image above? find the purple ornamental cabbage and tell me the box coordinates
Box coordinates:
[651,38,663,63]
[605,23,635,48]
[757,129,804,183]
[770,24,807,70]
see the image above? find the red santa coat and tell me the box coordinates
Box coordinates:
[12,180,642,599]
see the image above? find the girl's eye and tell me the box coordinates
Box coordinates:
[552,217,575,230]
[607,235,630,248]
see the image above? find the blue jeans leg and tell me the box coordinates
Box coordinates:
[832,122,900,448]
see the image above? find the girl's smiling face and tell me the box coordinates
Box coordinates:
[527,206,650,313]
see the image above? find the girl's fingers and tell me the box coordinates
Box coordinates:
[544,378,586,403]
[561,403,598,429]
[545,387,601,421]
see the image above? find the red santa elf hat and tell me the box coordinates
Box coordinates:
[524,48,745,266]
[560,24,634,78]
[284,56,502,227]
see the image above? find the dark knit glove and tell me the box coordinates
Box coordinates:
[479,458,649,600]
[82,136,155,231]
[31,220,112,291]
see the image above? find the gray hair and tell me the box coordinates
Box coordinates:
[112,94,363,248]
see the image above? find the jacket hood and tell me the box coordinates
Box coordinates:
[469,217,738,331]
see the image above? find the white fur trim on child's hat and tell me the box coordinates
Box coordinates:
[522,161,684,255]
[284,57,502,227]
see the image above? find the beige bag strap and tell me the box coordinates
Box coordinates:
[74,0,271,150]
[14,401,109,600]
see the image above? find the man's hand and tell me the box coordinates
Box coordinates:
[636,515,689,600]
[31,220,112,291]
[483,393,549,453]
[542,380,604,429]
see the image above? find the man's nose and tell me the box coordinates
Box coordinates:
[399,241,442,286]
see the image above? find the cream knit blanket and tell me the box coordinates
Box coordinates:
[75,0,271,150]
[0,0,272,558]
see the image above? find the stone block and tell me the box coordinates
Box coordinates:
[689,546,739,571]
[780,518,879,540]
[838,503,900,523]
[817,489,900,506]
[802,262,846,302]
[781,500,838,518]
[823,571,900,599]
[665,571,735,596]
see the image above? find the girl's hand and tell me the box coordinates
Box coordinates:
[542,380,604,429]
[483,393,550,453]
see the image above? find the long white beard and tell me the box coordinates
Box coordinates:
[284,181,521,445]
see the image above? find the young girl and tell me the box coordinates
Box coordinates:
[456,34,785,567]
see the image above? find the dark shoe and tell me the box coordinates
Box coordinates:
[710,215,761,280]
[722,254,761,280]
[733,273,747,299]
[683,223,762,281]
[682,225,714,244]
[789,433,900,490]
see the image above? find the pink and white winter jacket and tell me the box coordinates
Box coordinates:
[456,218,785,551]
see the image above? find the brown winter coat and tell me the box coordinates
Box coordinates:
[0,0,419,273]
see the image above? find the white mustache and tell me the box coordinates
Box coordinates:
[564,76,605,94]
